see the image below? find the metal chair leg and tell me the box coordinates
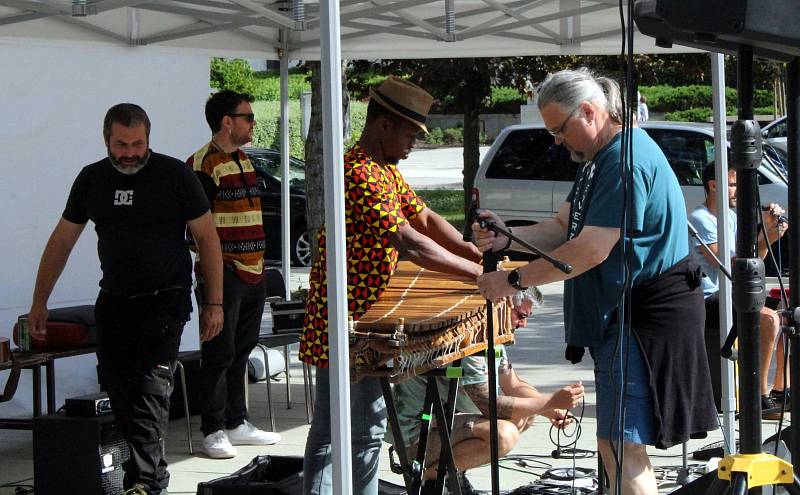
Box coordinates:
[303,362,314,423]
[284,344,291,409]
[175,360,193,454]
[256,344,276,432]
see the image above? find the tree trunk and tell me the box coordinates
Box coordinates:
[304,62,325,261]
[304,61,351,262]
[462,97,481,218]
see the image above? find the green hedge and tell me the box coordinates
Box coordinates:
[641,85,772,114]
[249,72,311,101]
[664,105,777,122]
[251,100,368,158]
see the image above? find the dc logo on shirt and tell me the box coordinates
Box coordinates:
[114,190,134,206]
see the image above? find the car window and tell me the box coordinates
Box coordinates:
[485,129,581,181]
[765,119,786,139]
[248,151,306,188]
[644,129,710,186]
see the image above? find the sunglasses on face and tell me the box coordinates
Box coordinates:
[227,113,256,123]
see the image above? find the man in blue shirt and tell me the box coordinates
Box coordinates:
[689,164,788,419]
[474,68,717,495]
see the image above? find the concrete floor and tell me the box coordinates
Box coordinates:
[0,270,792,494]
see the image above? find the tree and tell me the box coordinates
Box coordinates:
[303,61,351,261]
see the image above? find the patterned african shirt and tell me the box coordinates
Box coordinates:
[299,143,426,368]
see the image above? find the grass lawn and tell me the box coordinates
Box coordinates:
[415,188,467,233]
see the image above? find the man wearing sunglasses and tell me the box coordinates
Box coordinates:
[188,90,280,459]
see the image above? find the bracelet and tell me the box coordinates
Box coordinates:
[204,303,223,307]
[502,228,513,251]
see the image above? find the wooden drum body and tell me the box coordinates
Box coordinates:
[349,261,516,383]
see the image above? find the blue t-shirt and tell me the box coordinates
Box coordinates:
[563,128,689,347]
[689,205,736,298]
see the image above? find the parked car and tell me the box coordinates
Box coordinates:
[245,148,312,267]
[474,121,788,224]
[473,122,790,273]
[762,115,787,154]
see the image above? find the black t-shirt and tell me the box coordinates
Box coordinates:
[63,152,210,294]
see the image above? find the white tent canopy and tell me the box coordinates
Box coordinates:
[1,1,705,492]
[0,0,684,58]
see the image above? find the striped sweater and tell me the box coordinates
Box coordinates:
[187,142,265,284]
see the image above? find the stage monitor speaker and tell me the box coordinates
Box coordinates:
[34,412,129,495]
[634,0,800,61]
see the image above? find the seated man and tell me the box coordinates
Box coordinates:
[390,288,585,491]
[689,164,789,419]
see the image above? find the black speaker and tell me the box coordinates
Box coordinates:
[634,0,800,61]
[34,412,129,495]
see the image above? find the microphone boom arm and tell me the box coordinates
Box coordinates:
[479,219,573,274]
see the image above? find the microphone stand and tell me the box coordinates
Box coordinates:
[687,220,739,361]
[476,217,572,495]
[478,218,573,274]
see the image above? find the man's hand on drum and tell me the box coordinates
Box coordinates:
[471,209,510,253]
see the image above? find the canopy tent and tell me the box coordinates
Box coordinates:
[1,1,715,492]
[0,0,684,58]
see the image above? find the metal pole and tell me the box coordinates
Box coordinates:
[787,57,800,474]
[733,45,763,460]
[319,1,352,493]
[710,52,736,453]
[279,31,291,299]
[483,252,500,495]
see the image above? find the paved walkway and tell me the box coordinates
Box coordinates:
[0,268,791,494]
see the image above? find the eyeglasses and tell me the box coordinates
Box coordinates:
[546,108,578,138]
[227,113,256,123]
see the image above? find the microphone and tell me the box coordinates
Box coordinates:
[463,189,480,242]
[762,205,788,224]
[551,447,562,459]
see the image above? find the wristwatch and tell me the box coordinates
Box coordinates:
[507,268,528,291]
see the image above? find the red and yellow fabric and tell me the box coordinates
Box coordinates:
[187,142,265,284]
[299,143,426,368]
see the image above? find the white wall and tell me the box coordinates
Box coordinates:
[0,39,211,416]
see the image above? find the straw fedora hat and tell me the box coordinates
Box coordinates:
[369,76,434,133]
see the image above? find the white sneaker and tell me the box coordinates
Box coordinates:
[226,420,281,445]
[202,430,237,459]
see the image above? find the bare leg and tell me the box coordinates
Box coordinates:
[421,419,519,480]
[597,438,657,495]
[759,308,781,395]
[773,333,789,392]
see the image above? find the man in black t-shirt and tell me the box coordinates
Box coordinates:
[27,103,224,495]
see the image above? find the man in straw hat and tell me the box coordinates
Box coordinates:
[300,76,484,494]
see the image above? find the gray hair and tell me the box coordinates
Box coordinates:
[537,68,623,124]
[512,286,543,308]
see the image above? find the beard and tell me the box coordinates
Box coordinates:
[108,148,150,174]
[567,146,585,163]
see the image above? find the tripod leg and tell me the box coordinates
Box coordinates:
[782,476,800,495]
[706,476,732,495]
[729,473,748,495]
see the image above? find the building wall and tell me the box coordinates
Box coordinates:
[0,39,211,416]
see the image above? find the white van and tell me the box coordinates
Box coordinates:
[473,121,788,225]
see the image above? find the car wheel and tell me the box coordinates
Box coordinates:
[292,228,312,267]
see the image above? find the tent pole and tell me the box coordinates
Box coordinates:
[279,30,291,297]
[711,51,737,453]
[319,1,352,493]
